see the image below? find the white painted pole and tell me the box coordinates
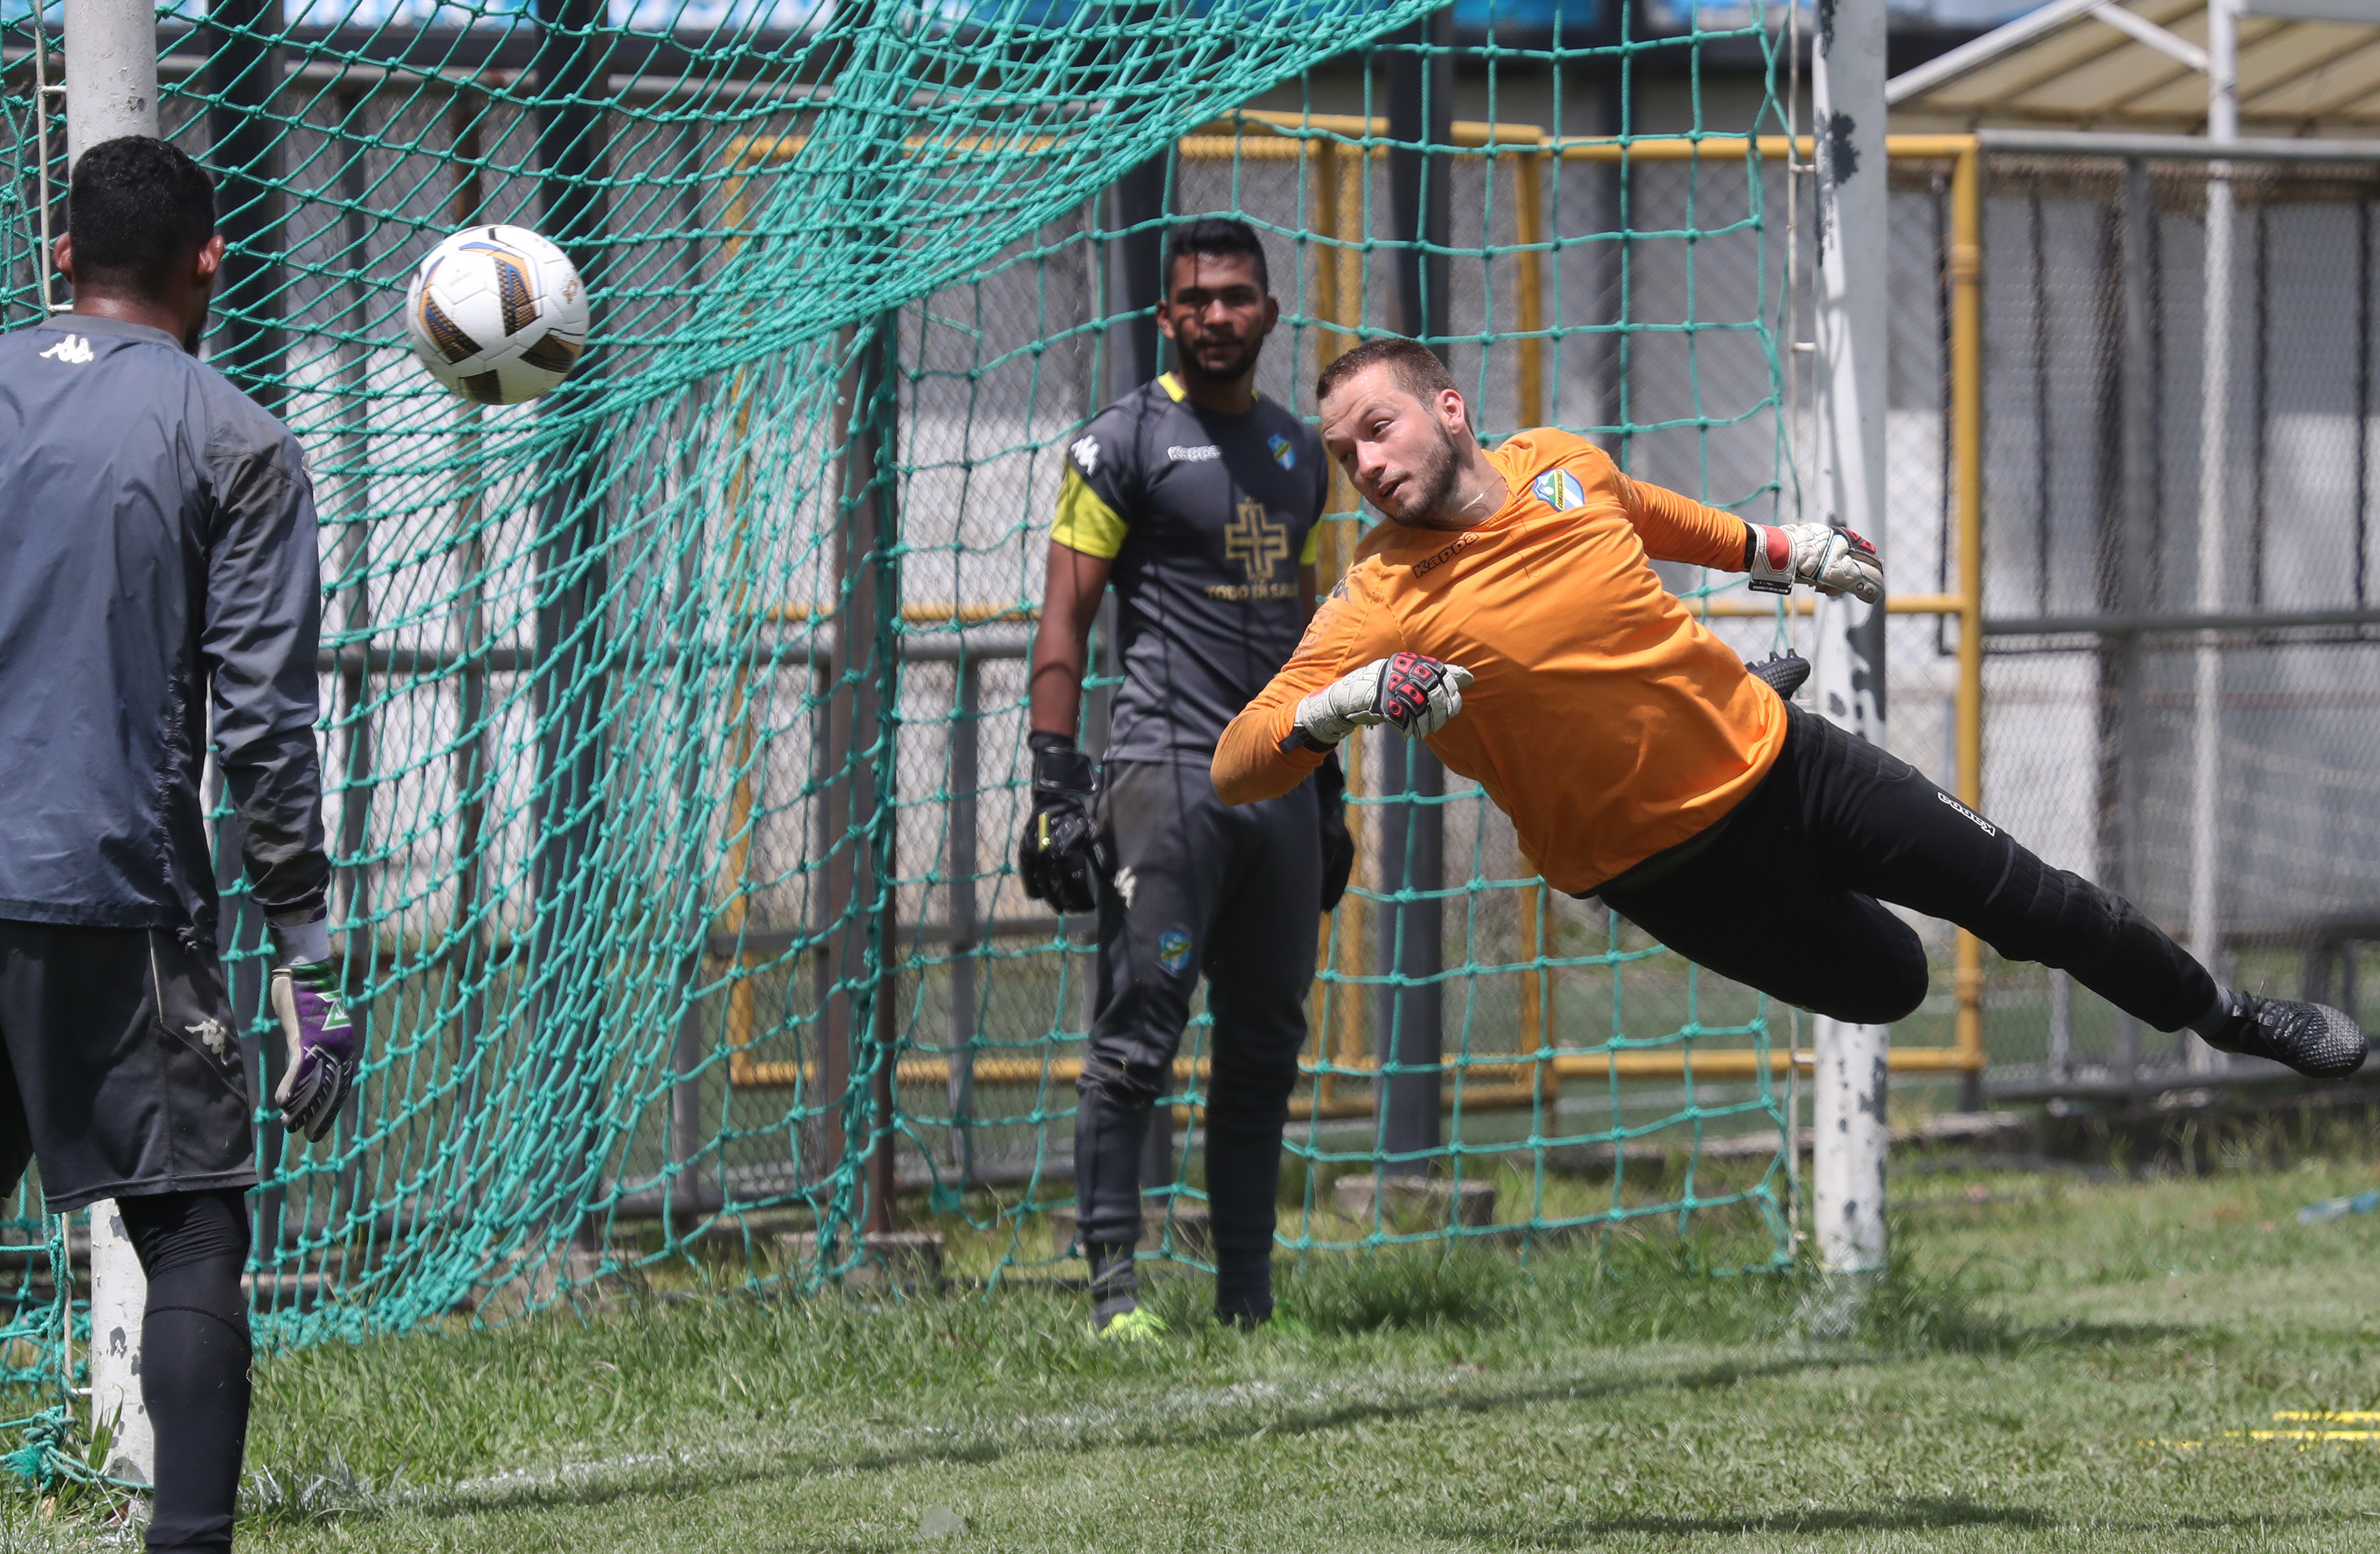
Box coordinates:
[62,0,161,1486]
[87,1203,154,1484]
[2187,0,2237,1073]
[61,0,160,167]
[1810,0,1891,1295]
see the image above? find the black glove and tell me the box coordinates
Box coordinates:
[1018,731,1111,915]
[1315,748,1354,912]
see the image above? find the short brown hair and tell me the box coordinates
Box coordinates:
[1315,336,1458,410]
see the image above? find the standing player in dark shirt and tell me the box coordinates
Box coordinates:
[0,139,356,1553]
[1020,218,1342,1335]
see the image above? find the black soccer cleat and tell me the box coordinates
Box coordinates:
[2203,994,2371,1080]
[1745,650,1811,702]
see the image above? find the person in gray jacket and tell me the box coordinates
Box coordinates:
[0,137,355,1554]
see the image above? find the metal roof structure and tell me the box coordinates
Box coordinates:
[1887,0,2380,133]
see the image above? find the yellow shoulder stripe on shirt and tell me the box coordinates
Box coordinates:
[1159,372,1186,402]
[1051,466,1129,559]
[1298,520,1323,567]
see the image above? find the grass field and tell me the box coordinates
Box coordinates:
[17,1151,2380,1551]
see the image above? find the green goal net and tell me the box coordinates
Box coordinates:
[0,0,1802,1480]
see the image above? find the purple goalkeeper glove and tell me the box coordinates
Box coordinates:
[269,960,356,1142]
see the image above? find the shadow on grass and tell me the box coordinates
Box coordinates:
[393,1353,1856,1526]
[1242,1233,2208,1360]
[1485,1505,2318,1543]
[1494,1497,2057,1540]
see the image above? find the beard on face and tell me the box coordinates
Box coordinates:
[1380,417,1463,524]
[1174,327,1263,386]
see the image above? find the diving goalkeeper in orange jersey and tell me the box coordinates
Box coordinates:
[1214,336,2370,1079]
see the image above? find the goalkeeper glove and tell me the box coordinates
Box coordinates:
[1018,731,1111,915]
[1745,521,1884,604]
[1280,651,1474,753]
[1315,749,1354,912]
[269,959,356,1143]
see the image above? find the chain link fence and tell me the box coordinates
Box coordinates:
[1889,146,2380,1097]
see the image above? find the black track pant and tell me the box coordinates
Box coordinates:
[118,1188,251,1554]
[1074,761,1320,1270]
[1599,703,2217,1033]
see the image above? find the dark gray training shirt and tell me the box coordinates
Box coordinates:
[0,314,329,954]
[1052,373,1329,764]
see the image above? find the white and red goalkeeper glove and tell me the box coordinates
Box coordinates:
[1281,650,1474,752]
[1745,521,1883,604]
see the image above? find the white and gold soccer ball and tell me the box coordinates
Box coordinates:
[403,224,589,405]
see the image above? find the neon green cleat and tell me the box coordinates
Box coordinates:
[1096,1306,1170,1342]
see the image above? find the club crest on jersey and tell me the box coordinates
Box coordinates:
[1157,929,1192,975]
[1268,433,1296,469]
[1531,468,1586,511]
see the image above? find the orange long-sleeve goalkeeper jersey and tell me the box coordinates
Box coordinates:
[1212,427,1787,895]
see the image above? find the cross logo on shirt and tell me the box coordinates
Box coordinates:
[1224,500,1288,581]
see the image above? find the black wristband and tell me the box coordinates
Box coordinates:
[1029,730,1097,799]
[1276,726,1339,755]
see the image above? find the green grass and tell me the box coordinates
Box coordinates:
[31,1155,2380,1550]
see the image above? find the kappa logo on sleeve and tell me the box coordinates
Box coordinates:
[38,334,94,365]
[1530,468,1587,511]
[1069,434,1101,476]
[1936,790,1996,836]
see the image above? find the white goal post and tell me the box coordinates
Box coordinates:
[1809,0,1893,1294]
[60,0,164,1484]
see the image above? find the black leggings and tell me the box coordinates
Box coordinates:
[116,1188,251,1554]
[1599,704,2217,1033]
[1075,763,1319,1277]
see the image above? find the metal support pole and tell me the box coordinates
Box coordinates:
[1387,13,1455,354]
[61,0,157,163]
[444,100,492,1203]
[326,105,372,1223]
[1810,0,1889,1296]
[817,315,903,1244]
[1949,143,1987,1109]
[664,116,707,1222]
[204,0,284,412]
[1107,152,1171,1190]
[528,0,612,1197]
[1113,152,1169,387]
[2105,157,2156,1087]
[947,658,980,1191]
[1590,32,1628,446]
[1376,14,1453,1168]
[2187,0,2239,1071]
[2048,970,2074,1083]
[75,0,170,1429]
